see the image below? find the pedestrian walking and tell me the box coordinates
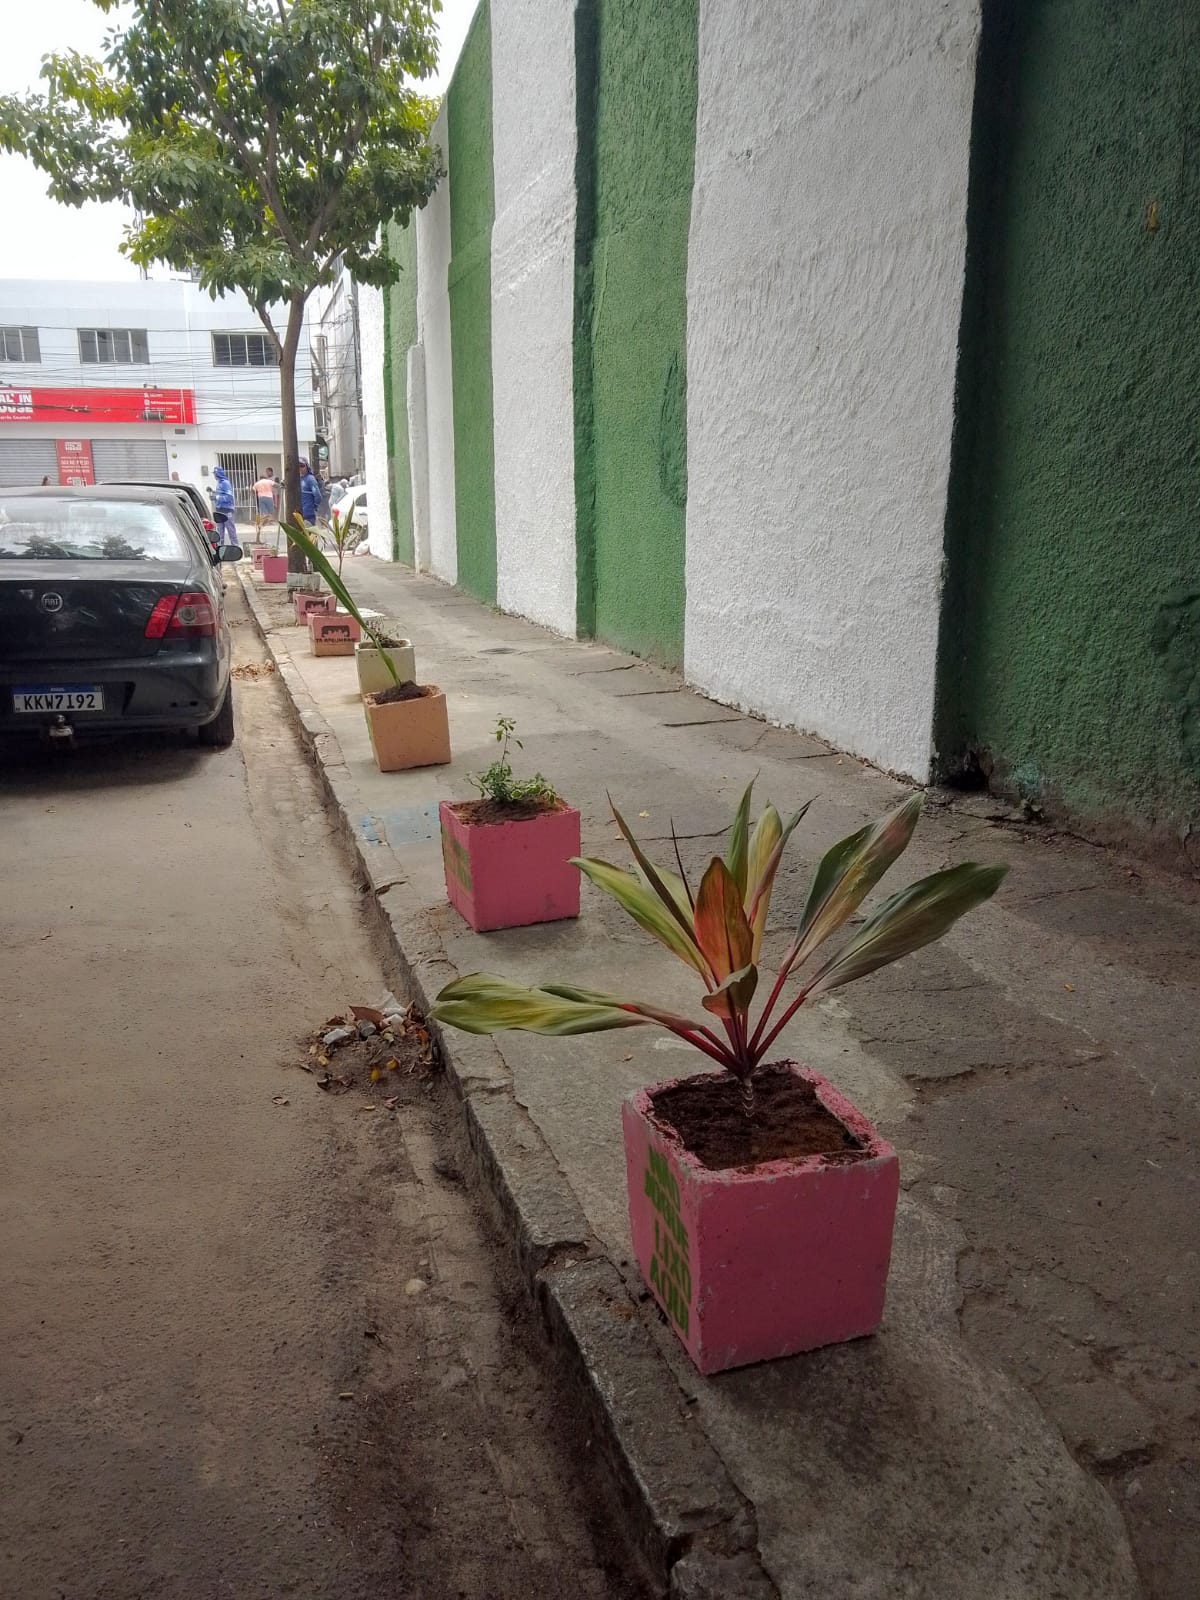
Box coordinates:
[298,460,322,530]
[212,465,238,547]
[252,466,278,537]
[316,470,334,531]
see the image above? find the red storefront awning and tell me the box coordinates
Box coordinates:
[0,386,196,425]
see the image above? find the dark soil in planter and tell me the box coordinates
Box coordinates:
[651,1065,866,1172]
[449,797,562,827]
[369,681,431,706]
[367,634,406,649]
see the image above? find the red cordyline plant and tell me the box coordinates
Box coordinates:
[431,785,1007,1117]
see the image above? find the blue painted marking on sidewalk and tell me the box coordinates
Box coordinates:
[380,805,440,847]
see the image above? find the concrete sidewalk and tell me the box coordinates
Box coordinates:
[240,557,1198,1600]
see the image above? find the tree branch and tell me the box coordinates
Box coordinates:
[303,96,375,254]
[181,60,307,261]
[254,302,281,356]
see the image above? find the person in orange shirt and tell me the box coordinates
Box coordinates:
[252,467,278,536]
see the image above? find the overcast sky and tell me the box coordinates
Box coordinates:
[1,0,477,282]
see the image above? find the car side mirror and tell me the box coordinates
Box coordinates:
[219,544,243,563]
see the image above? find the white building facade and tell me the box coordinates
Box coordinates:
[0,279,316,513]
[310,262,362,479]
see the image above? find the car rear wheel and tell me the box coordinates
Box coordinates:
[198,683,235,748]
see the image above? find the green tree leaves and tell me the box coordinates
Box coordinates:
[0,0,444,522]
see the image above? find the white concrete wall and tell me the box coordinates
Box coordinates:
[414,111,457,585]
[358,282,393,560]
[683,1,980,779]
[489,0,577,635]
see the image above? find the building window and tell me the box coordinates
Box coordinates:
[0,326,41,363]
[79,328,149,365]
[212,332,278,368]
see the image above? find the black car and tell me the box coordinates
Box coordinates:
[0,485,240,748]
[99,478,220,547]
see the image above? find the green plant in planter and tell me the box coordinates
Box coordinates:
[472,717,557,808]
[431,786,1006,1116]
[327,507,356,578]
[287,515,402,688]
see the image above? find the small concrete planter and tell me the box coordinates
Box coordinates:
[286,570,322,594]
[293,590,334,623]
[364,685,451,772]
[260,553,288,583]
[439,799,581,932]
[308,611,360,656]
[355,636,416,699]
[251,545,268,571]
[621,1064,899,1375]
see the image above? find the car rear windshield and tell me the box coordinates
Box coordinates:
[0,498,189,561]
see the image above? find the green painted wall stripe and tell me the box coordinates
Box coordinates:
[936,0,1200,832]
[446,0,497,605]
[573,0,696,667]
[383,217,418,567]
[572,0,599,639]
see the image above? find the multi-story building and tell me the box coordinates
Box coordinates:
[310,258,362,479]
[0,279,316,514]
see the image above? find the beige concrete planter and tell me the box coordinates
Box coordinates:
[355,636,416,698]
[364,685,451,772]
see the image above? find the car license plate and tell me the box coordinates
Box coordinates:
[12,686,105,713]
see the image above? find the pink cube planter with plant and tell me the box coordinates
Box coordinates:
[441,800,581,932]
[622,1065,899,1373]
[433,781,1005,1374]
[308,611,360,656]
[293,590,334,623]
[261,553,288,583]
[440,717,580,932]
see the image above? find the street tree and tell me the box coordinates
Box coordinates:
[0,0,443,558]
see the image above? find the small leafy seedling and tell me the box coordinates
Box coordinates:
[471,717,557,808]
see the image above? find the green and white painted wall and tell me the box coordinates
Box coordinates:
[936,0,1200,844]
[370,0,1198,848]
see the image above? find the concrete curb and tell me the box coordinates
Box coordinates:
[235,566,779,1598]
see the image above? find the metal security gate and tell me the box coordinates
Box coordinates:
[90,438,169,480]
[0,438,58,486]
[218,451,258,517]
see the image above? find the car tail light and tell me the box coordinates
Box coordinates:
[144,591,217,639]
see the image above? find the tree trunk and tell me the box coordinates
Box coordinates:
[279,295,307,573]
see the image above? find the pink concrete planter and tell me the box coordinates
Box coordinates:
[621,1064,899,1374]
[308,611,361,656]
[293,590,334,623]
[260,554,288,583]
[251,545,268,571]
[439,799,581,932]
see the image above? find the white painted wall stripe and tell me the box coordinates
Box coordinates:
[407,343,431,572]
[489,0,577,636]
[358,282,393,562]
[684,0,981,779]
[416,108,458,586]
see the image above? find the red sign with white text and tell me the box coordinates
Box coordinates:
[0,386,196,426]
[55,438,96,486]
